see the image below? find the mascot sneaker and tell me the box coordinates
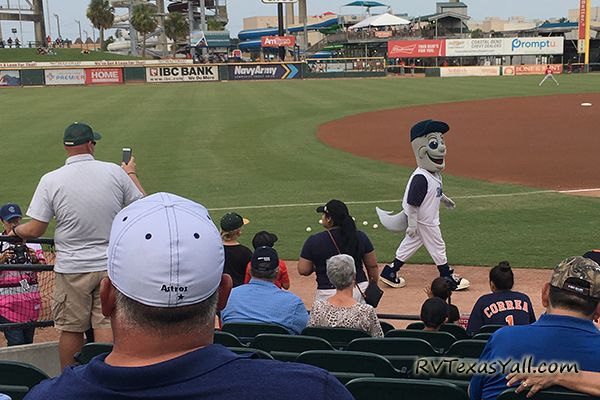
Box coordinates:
[380,265,407,288]
[445,273,470,291]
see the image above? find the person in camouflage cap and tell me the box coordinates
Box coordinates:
[550,256,600,300]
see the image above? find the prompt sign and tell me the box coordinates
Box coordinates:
[261,0,297,3]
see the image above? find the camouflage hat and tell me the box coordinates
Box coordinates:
[550,256,600,299]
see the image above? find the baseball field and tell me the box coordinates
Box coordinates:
[2,73,599,269]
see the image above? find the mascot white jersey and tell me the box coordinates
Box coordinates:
[377,119,470,291]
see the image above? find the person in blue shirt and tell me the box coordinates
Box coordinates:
[222,246,309,334]
[24,193,352,400]
[469,256,600,400]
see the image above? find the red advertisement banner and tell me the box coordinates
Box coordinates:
[261,36,296,48]
[388,40,446,58]
[85,68,123,84]
[579,0,587,40]
[514,64,563,75]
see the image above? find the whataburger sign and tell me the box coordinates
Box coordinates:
[388,37,564,57]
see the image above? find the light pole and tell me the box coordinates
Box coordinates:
[74,19,82,46]
[17,0,24,45]
[45,0,52,38]
[53,13,61,38]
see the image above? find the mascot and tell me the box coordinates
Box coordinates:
[377,119,469,291]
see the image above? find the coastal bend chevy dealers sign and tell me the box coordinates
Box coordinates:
[146,65,218,82]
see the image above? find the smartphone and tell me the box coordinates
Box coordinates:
[122,148,132,165]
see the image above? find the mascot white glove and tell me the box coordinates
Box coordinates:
[405,205,419,238]
[441,194,456,210]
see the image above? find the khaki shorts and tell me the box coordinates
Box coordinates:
[52,271,111,332]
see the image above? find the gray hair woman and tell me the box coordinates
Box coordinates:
[308,254,383,337]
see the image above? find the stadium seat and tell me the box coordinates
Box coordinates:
[74,342,113,364]
[214,330,245,347]
[347,337,438,357]
[445,339,487,358]
[295,350,404,384]
[221,322,289,343]
[0,361,49,390]
[497,388,598,400]
[301,327,371,349]
[0,384,29,400]
[406,322,425,330]
[416,357,479,381]
[380,321,396,334]
[250,334,335,362]
[226,347,274,360]
[472,332,492,341]
[345,377,468,400]
[477,324,504,334]
[385,329,456,353]
[406,322,469,340]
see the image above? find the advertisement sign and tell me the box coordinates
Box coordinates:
[388,40,445,58]
[579,0,587,40]
[228,63,301,80]
[261,35,296,47]
[374,31,392,38]
[0,59,193,69]
[445,38,564,56]
[440,66,501,77]
[261,0,297,3]
[44,69,86,85]
[85,68,123,84]
[513,64,563,75]
[508,37,563,55]
[145,65,218,82]
[0,70,20,86]
[446,38,504,56]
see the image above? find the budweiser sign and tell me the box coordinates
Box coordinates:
[388,40,446,58]
[261,36,296,48]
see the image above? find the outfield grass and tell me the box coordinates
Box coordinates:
[0,48,140,62]
[2,74,599,267]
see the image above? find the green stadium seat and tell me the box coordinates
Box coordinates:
[251,334,334,362]
[226,347,275,360]
[0,384,29,400]
[472,332,492,341]
[214,330,245,347]
[477,324,504,334]
[74,342,113,364]
[406,322,425,330]
[301,327,370,349]
[497,388,598,400]
[347,337,438,357]
[406,322,469,340]
[445,339,487,358]
[385,329,456,353]
[416,357,479,381]
[380,321,396,333]
[0,361,49,390]
[221,322,289,343]
[345,377,468,400]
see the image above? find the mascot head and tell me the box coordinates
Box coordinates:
[410,119,449,173]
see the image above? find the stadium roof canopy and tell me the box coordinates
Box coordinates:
[344,1,388,8]
[349,13,410,30]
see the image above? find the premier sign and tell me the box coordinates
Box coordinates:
[146,66,218,83]
[261,35,296,48]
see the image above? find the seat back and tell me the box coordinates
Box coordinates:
[472,332,492,341]
[385,329,456,353]
[74,342,113,365]
[347,337,438,357]
[227,347,274,360]
[440,324,470,340]
[477,324,504,334]
[214,330,245,347]
[379,321,396,334]
[295,350,401,378]
[0,384,29,400]
[301,327,370,349]
[416,357,479,381]
[346,377,468,400]
[251,334,335,361]
[497,388,598,400]
[0,361,49,389]
[445,339,487,358]
[406,322,425,330]
[222,322,289,343]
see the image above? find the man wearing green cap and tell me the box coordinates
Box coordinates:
[12,122,146,369]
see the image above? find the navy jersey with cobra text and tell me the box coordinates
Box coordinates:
[466,290,536,335]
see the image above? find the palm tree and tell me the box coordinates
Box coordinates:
[86,0,115,51]
[131,2,158,58]
[164,12,188,56]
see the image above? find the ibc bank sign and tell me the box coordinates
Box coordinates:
[146,66,218,82]
[85,68,123,84]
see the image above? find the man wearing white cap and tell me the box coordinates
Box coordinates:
[25,193,353,400]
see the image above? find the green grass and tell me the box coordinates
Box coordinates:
[1,74,599,267]
[0,48,140,62]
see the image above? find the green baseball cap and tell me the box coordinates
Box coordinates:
[63,122,102,146]
[550,256,600,299]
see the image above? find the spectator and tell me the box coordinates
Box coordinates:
[308,254,383,337]
[243,231,290,289]
[220,212,252,287]
[0,203,45,346]
[420,297,448,331]
[222,246,308,334]
[24,193,353,400]
[426,277,460,323]
[7,38,12,48]
[298,199,379,303]
[466,261,536,335]
[506,371,600,398]
[12,122,145,368]
[469,256,600,400]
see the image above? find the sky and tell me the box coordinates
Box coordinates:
[0,0,587,43]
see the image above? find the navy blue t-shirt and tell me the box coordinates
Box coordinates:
[300,228,374,290]
[466,290,536,335]
[25,345,353,400]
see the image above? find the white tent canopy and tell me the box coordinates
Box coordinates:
[349,13,411,30]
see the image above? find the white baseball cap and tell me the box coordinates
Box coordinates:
[107,192,224,307]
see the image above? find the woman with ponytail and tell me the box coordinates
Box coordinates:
[298,199,380,303]
[466,261,536,335]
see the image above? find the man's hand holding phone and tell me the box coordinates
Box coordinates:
[121,148,136,175]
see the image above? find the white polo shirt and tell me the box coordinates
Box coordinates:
[27,154,143,273]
